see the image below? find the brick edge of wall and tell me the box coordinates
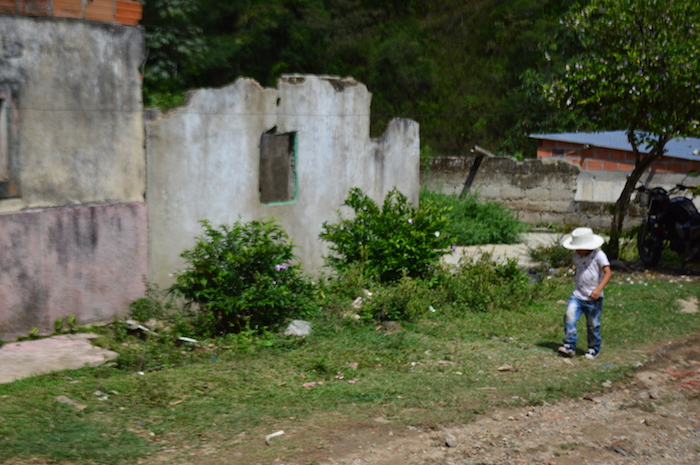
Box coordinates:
[0,0,142,26]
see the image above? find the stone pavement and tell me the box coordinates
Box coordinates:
[0,333,118,384]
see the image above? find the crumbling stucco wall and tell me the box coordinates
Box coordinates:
[146,75,419,287]
[0,16,145,210]
[0,16,146,339]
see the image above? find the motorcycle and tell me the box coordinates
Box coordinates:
[636,172,700,266]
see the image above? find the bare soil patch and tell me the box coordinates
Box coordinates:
[159,333,700,465]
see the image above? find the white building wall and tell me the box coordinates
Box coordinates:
[146,75,419,286]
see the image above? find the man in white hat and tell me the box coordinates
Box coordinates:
[558,227,612,360]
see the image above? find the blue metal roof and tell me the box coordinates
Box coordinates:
[530,131,700,162]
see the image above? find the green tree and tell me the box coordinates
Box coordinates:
[141,0,206,104]
[138,0,590,155]
[544,0,700,258]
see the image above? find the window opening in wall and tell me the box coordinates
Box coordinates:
[259,129,297,204]
[0,82,20,199]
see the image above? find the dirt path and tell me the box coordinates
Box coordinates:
[157,332,700,465]
[249,268,700,465]
[169,267,700,465]
[286,335,700,465]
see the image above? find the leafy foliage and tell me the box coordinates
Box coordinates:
[434,255,533,314]
[129,281,175,323]
[546,0,700,141]
[356,254,533,322]
[320,187,451,283]
[528,240,572,269]
[169,219,318,335]
[140,0,590,156]
[542,0,700,257]
[362,275,435,322]
[141,0,206,104]
[420,189,525,246]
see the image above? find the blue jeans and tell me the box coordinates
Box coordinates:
[562,294,602,352]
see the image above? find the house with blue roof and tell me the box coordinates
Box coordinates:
[531,131,700,174]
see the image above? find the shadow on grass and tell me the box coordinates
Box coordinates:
[535,341,563,353]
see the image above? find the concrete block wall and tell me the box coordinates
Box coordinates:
[421,156,671,230]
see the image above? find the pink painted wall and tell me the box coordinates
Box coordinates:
[0,202,147,340]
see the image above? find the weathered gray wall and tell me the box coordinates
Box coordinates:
[423,156,695,230]
[146,75,419,286]
[0,16,147,339]
[0,16,145,211]
[0,204,147,340]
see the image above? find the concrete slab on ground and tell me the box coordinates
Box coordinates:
[0,333,118,384]
[443,232,563,268]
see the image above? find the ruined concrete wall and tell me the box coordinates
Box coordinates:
[0,204,147,340]
[146,75,419,286]
[423,156,694,229]
[422,157,640,228]
[0,16,146,339]
[0,16,145,210]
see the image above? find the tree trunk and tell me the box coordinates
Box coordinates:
[607,154,660,259]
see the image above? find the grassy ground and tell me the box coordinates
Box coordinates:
[0,268,699,464]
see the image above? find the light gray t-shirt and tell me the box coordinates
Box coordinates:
[572,248,610,301]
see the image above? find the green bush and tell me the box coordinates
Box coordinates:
[362,275,435,322]
[128,281,175,323]
[527,239,571,269]
[169,219,319,336]
[420,189,525,246]
[320,187,452,283]
[435,255,532,313]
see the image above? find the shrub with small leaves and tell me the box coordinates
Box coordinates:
[435,255,532,313]
[527,239,571,269]
[169,219,318,336]
[362,275,435,322]
[420,189,525,246]
[129,281,175,323]
[320,187,452,283]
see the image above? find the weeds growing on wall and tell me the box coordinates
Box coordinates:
[421,189,525,246]
[169,219,319,335]
[320,187,452,283]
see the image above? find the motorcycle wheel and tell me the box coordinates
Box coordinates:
[637,221,663,266]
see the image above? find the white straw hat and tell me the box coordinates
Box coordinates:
[561,227,605,250]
